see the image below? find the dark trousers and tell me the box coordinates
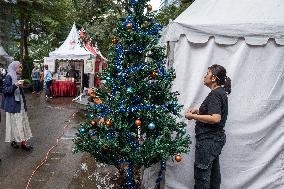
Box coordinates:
[32,80,40,92]
[194,133,226,189]
[45,80,52,97]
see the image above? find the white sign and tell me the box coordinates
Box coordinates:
[44,57,55,72]
[84,59,94,74]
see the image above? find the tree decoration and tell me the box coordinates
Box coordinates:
[105,120,111,127]
[94,98,102,104]
[74,1,191,188]
[135,119,142,127]
[147,4,153,12]
[91,120,97,127]
[148,122,156,130]
[150,70,158,77]
[88,88,96,97]
[112,38,119,45]
[175,154,182,162]
[126,22,133,30]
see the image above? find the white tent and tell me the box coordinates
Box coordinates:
[0,45,13,65]
[44,23,94,72]
[144,0,284,189]
[48,23,92,60]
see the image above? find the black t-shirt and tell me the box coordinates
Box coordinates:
[195,87,228,136]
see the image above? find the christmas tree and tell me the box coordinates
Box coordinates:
[73,0,191,188]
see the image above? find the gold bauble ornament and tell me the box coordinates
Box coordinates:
[147,4,153,12]
[175,154,182,162]
[126,22,133,30]
[112,38,118,45]
[91,120,97,127]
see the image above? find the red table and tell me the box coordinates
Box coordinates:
[51,80,77,97]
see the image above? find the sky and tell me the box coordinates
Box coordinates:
[149,0,161,10]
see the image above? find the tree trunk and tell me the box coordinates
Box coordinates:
[117,164,144,189]
[19,3,29,62]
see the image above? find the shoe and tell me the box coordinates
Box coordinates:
[21,141,33,151]
[49,96,53,99]
[32,91,36,94]
[21,144,33,151]
[11,141,19,149]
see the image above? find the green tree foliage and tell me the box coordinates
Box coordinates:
[9,0,75,78]
[156,0,192,26]
[73,0,191,188]
[71,0,129,57]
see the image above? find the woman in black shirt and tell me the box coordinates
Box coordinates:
[185,64,231,189]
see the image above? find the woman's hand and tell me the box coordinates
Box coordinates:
[15,80,23,88]
[188,107,199,114]
[185,108,198,120]
[185,111,194,120]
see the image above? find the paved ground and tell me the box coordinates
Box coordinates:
[0,92,119,189]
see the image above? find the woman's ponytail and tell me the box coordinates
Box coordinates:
[209,64,232,95]
[224,76,231,95]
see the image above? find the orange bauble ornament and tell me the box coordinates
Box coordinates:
[112,38,118,45]
[91,120,97,127]
[135,119,142,127]
[88,89,96,97]
[94,98,102,104]
[105,120,111,127]
[175,154,182,162]
[150,71,158,77]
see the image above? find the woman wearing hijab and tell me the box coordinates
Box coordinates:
[1,61,33,151]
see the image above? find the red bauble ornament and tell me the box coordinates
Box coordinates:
[175,154,182,162]
[135,119,142,127]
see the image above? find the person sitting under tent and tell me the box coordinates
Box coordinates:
[66,65,79,81]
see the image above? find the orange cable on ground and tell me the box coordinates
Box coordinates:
[25,111,78,189]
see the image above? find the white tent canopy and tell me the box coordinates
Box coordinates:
[0,46,9,57]
[162,0,284,45]
[49,23,92,60]
[144,0,284,189]
[0,45,13,64]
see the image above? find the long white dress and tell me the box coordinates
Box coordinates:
[5,95,32,142]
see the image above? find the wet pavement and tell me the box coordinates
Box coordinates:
[0,92,119,189]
